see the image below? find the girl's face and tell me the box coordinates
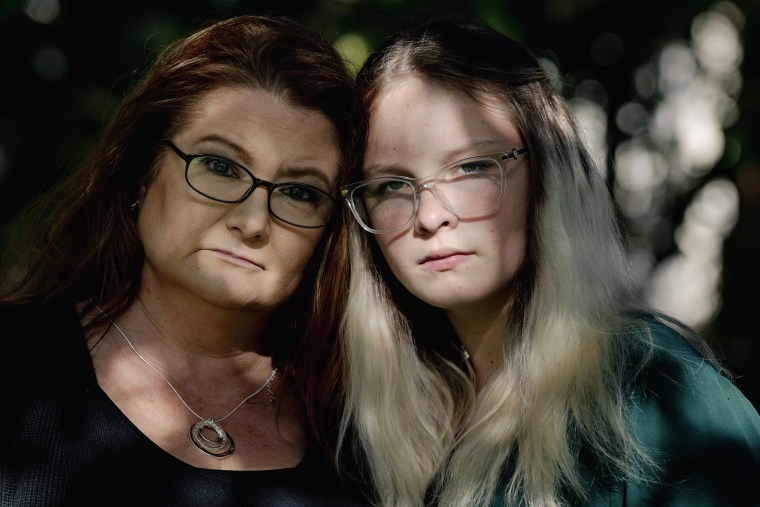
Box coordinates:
[364,77,530,317]
[137,86,340,313]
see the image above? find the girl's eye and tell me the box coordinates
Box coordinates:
[371,180,408,197]
[457,160,491,174]
[442,159,500,183]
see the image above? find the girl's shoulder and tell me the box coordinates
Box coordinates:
[617,313,760,505]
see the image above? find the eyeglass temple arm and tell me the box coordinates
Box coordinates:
[502,147,527,161]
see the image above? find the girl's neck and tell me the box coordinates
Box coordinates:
[446,303,510,392]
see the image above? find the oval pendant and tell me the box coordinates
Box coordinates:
[189,419,235,458]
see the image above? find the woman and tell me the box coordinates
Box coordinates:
[339,18,760,506]
[0,16,368,505]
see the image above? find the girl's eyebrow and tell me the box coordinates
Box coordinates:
[438,139,503,162]
[363,140,507,178]
[362,163,414,178]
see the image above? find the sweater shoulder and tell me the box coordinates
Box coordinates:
[0,299,89,384]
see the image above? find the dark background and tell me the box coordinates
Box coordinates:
[1,0,758,409]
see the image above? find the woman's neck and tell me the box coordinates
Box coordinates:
[84,294,304,471]
[87,284,277,408]
[135,290,270,357]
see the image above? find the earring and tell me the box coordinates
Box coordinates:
[129,200,140,213]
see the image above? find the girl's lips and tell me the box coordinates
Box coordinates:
[419,252,472,271]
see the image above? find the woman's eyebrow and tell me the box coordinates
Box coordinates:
[279,166,335,189]
[192,134,336,188]
[194,134,251,164]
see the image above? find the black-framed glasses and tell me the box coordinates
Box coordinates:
[341,148,527,234]
[163,141,336,229]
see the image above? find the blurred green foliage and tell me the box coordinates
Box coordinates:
[1,0,758,409]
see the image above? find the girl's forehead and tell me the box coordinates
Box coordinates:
[369,79,518,143]
[364,79,522,180]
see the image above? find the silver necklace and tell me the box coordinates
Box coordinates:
[100,308,277,459]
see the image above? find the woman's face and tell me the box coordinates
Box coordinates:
[137,86,340,312]
[364,77,529,316]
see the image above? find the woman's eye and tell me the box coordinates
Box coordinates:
[200,156,241,178]
[281,184,322,203]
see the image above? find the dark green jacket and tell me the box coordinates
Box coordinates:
[495,319,760,506]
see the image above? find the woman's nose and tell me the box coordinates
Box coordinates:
[225,186,271,239]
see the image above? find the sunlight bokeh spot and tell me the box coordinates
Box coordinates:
[23,0,60,24]
[692,11,742,77]
[334,33,370,74]
[646,178,739,326]
[33,46,67,81]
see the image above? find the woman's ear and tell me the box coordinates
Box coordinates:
[130,186,147,213]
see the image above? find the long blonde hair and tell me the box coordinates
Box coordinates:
[339,19,660,506]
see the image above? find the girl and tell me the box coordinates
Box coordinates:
[340,18,760,507]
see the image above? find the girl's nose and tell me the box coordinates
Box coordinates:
[413,188,458,234]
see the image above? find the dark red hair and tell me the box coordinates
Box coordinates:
[1,15,366,454]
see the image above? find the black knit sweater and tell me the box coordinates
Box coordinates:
[0,300,369,506]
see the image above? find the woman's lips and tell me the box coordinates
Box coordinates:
[209,249,262,269]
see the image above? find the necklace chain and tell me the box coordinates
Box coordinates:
[98,306,277,422]
[95,305,277,458]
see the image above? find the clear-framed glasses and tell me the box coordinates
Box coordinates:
[341,148,527,234]
[163,141,336,229]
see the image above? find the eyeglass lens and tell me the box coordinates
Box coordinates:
[354,157,503,232]
[186,155,334,228]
